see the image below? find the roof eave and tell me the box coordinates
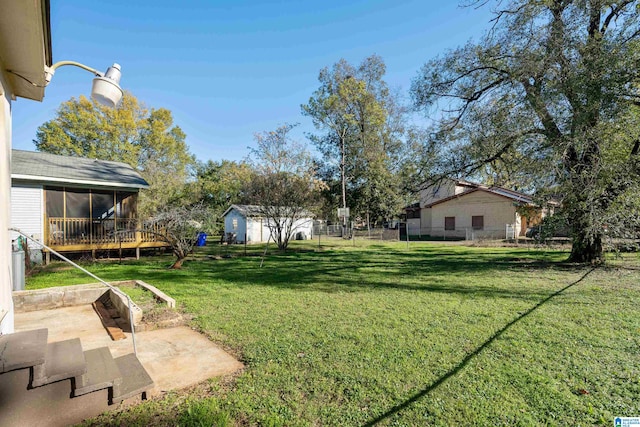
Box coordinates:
[424,188,536,208]
[11,174,149,190]
[0,0,52,101]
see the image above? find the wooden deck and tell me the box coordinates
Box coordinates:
[45,217,169,253]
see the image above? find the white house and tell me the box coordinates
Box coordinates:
[222,204,313,244]
[0,1,52,334]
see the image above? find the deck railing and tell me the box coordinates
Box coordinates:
[46,217,165,247]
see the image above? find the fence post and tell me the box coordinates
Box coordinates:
[406,223,409,248]
[352,221,355,246]
[244,233,247,256]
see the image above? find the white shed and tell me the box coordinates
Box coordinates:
[222,204,313,244]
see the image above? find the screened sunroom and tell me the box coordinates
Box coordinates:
[45,187,146,247]
[10,150,167,258]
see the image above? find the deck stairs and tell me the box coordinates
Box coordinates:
[0,328,153,427]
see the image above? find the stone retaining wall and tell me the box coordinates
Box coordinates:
[13,283,108,312]
[12,280,173,330]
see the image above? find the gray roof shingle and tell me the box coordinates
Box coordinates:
[223,204,314,218]
[11,150,148,189]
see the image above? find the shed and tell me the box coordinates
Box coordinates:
[222,204,313,244]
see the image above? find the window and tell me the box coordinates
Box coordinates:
[232,218,238,230]
[92,191,114,220]
[472,216,484,230]
[445,217,455,231]
[65,189,90,218]
[45,187,64,218]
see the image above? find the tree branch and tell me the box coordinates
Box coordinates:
[520,79,564,142]
[601,1,634,35]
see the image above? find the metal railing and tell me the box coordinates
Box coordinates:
[10,228,138,356]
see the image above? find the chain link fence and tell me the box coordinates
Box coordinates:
[313,223,402,241]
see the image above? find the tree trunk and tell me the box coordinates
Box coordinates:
[568,232,603,263]
[564,168,605,264]
[170,257,185,269]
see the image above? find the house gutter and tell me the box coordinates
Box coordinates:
[11,174,149,189]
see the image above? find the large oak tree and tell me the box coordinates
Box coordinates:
[34,93,195,218]
[411,0,640,262]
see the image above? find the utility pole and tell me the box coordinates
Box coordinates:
[340,130,347,238]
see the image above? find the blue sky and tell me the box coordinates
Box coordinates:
[12,0,494,162]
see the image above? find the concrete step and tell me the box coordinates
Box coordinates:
[74,347,122,397]
[0,328,48,374]
[32,338,87,387]
[0,365,110,427]
[112,353,153,402]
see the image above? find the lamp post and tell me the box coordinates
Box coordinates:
[44,61,123,107]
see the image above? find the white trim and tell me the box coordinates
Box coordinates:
[11,174,148,189]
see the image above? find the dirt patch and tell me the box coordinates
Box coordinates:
[133,298,191,332]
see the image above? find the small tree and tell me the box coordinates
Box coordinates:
[245,174,321,250]
[147,203,211,269]
[245,124,325,250]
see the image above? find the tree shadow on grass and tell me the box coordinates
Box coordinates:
[33,246,587,304]
[176,248,586,301]
[362,267,596,426]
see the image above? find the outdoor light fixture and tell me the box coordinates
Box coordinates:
[44,61,123,108]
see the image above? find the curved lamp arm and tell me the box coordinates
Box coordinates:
[44,61,123,108]
[44,60,102,82]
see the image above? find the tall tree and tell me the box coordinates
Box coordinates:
[411,0,640,262]
[302,55,408,227]
[34,93,195,218]
[137,108,195,217]
[245,123,325,250]
[34,93,145,166]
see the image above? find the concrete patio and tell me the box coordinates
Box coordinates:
[14,304,243,396]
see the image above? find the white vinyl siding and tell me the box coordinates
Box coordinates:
[223,207,313,244]
[10,183,43,247]
[224,210,247,242]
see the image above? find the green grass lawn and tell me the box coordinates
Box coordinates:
[27,240,640,426]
